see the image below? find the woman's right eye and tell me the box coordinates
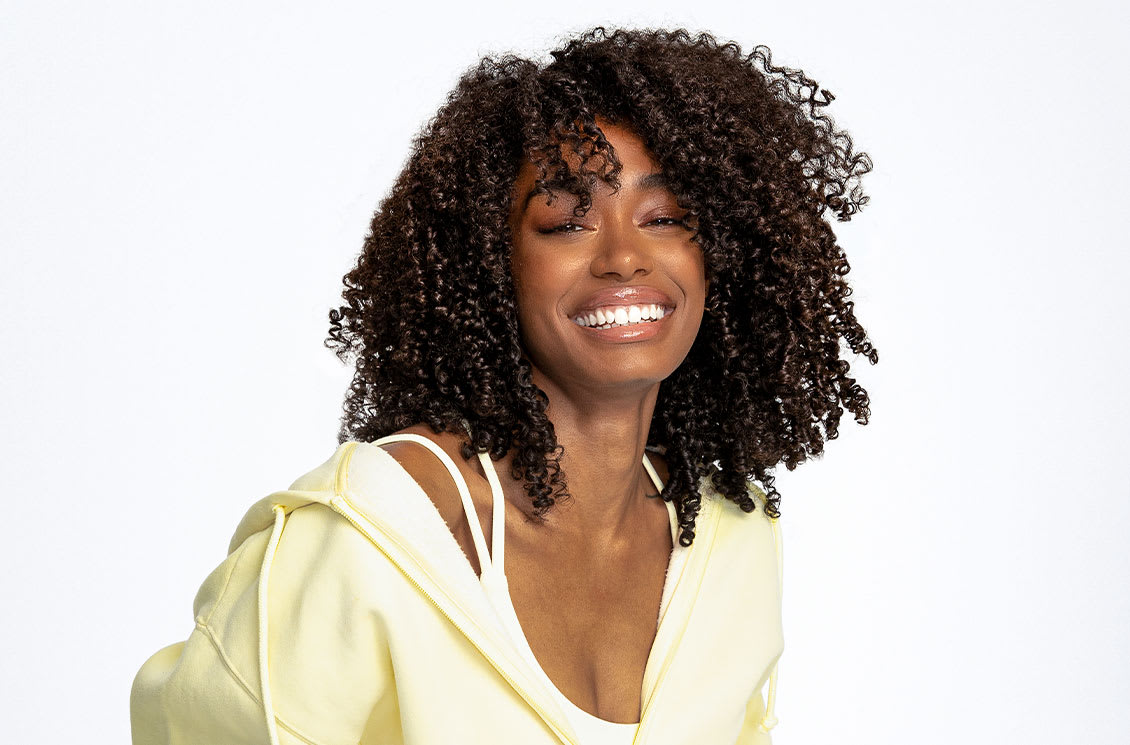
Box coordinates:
[537,222,585,234]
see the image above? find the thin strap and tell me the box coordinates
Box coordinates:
[458,417,507,578]
[372,432,494,576]
[471,435,669,576]
[641,453,665,492]
[474,447,506,575]
[455,418,505,578]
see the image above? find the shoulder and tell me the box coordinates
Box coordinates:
[370,424,488,574]
[705,477,778,544]
[373,424,474,520]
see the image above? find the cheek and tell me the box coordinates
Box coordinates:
[679,250,709,304]
[513,251,587,307]
[509,252,537,309]
[509,253,559,324]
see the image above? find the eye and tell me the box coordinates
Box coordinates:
[537,222,586,234]
[648,216,692,229]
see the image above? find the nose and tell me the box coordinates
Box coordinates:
[590,218,653,280]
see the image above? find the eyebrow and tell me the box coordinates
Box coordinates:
[520,171,671,211]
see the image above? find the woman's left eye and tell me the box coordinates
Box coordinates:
[649,216,690,228]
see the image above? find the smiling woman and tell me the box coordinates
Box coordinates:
[508,119,709,411]
[131,25,876,745]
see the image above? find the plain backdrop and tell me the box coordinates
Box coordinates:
[2,1,1128,743]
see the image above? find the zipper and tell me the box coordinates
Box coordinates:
[329,492,581,745]
[630,492,722,745]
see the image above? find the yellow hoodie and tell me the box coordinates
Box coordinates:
[130,437,783,745]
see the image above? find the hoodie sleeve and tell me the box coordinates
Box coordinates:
[130,499,397,745]
[130,532,294,744]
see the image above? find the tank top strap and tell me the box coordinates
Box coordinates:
[641,451,665,493]
[452,418,506,579]
[371,431,495,576]
[464,417,670,579]
[643,451,677,545]
[470,448,504,573]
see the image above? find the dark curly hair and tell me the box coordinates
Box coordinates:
[325,26,877,547]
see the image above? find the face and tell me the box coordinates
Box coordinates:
[506,118,709,393]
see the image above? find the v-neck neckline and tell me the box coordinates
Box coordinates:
[468,442,669,579]
[343,437,723,745]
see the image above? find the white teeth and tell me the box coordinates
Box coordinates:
[572,303,671,328]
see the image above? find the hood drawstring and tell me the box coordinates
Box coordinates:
[259,504,287,745]
[759,516,783,733]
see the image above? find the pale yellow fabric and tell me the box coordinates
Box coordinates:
[130,440,782,745]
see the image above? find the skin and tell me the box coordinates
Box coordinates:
[382,118,709,722]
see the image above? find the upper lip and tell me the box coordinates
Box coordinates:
[570,286,676,317]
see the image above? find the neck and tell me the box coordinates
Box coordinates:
[501,368,664,549]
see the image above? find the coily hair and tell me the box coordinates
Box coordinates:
[326,26,877,546]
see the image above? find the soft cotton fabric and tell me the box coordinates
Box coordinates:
[130,437,783,745]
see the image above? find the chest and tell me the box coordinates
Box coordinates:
[501,518,674,723]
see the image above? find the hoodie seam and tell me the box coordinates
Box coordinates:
[200,538,252,627]
[334,440,362,498]
[195,620,329,745]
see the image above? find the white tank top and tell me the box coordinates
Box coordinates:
[466,443,687,744]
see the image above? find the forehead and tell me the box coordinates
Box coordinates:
[509,121,669,210]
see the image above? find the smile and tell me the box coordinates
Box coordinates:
[569,303,674,342]
[570,303,672,328]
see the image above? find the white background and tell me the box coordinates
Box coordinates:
[2,1,1128,743]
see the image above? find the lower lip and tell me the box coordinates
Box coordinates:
[571,309,674,342]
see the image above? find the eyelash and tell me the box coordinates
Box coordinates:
[538,217,690,234]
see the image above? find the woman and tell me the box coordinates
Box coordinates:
[131,26,876,745]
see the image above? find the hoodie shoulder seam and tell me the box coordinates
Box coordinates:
[334,440,364,499]
[194,620,330,745]
[199,538,252,628]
